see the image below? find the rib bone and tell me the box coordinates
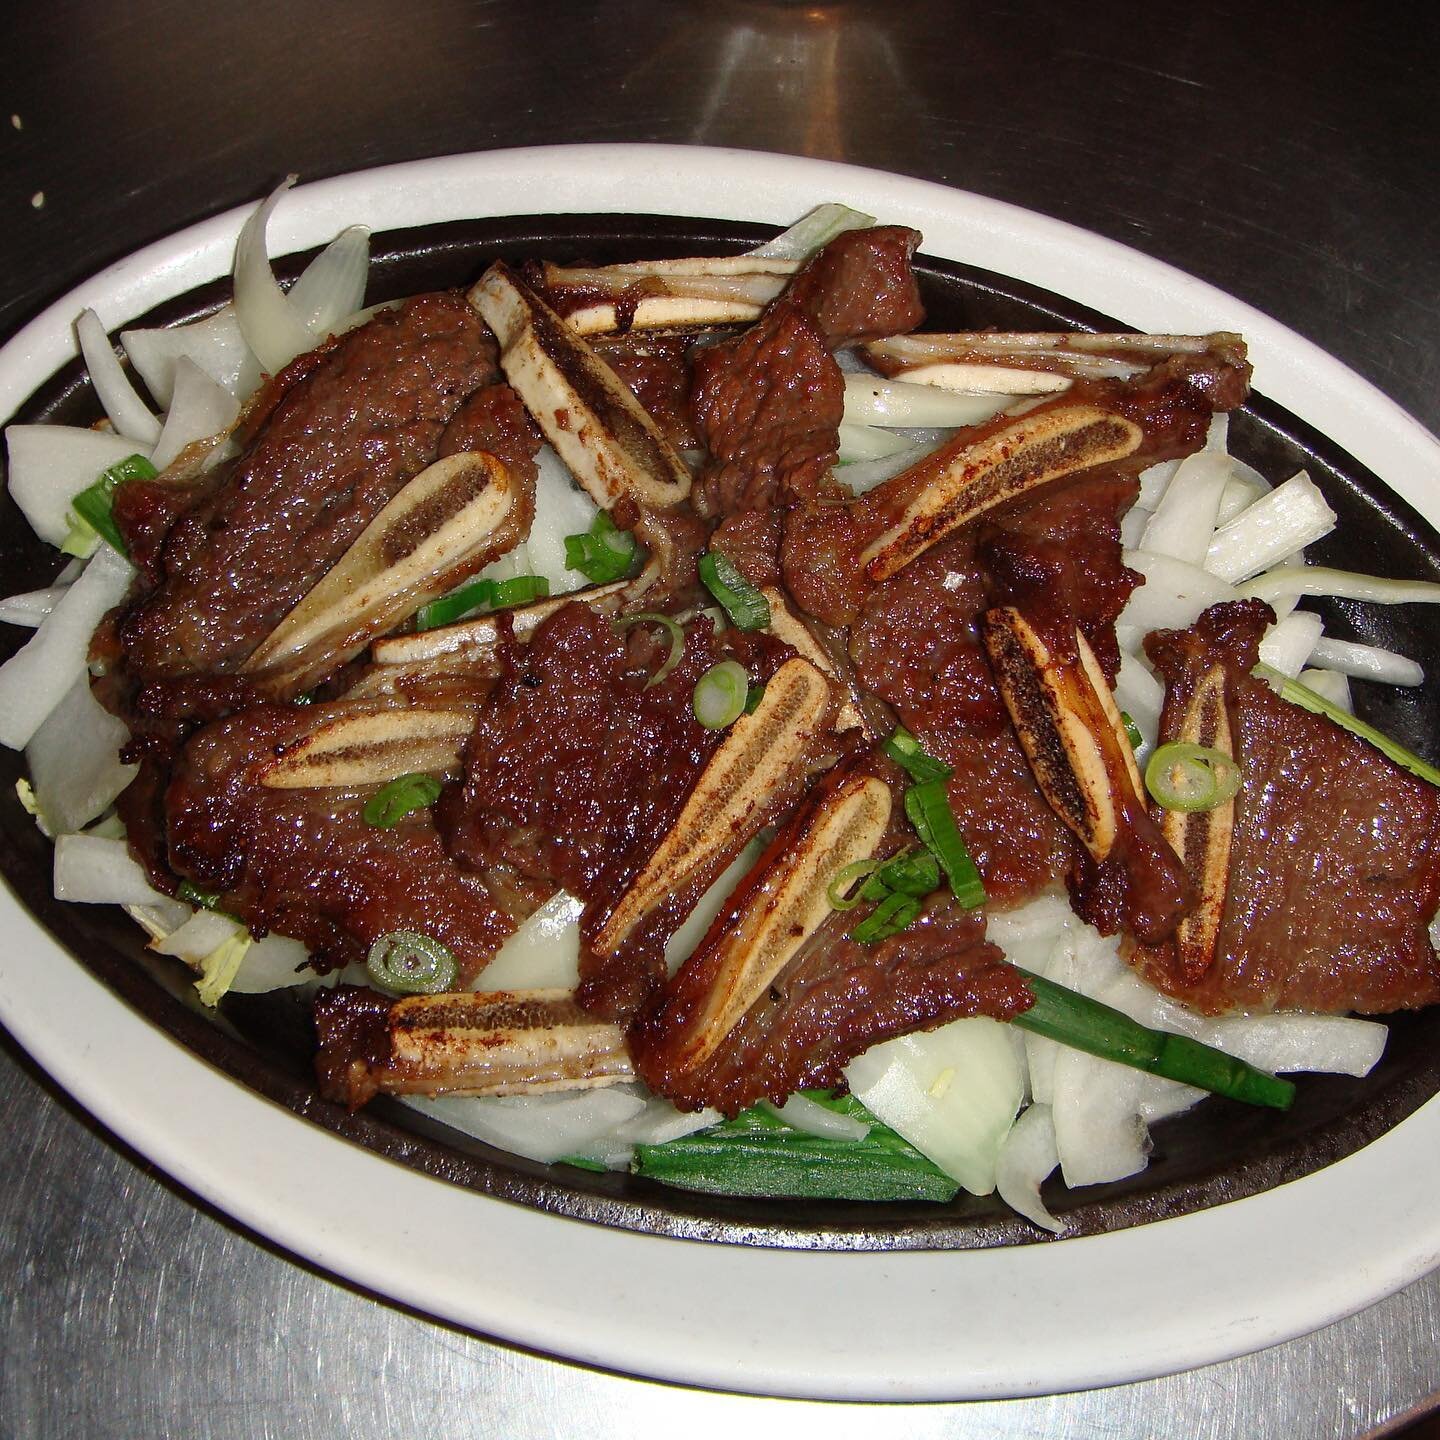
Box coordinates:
[257,707,474,788]
[243,451,520,696]
[592,657,835,957]
[471,262,691,511]
[662,771,892,1072]
[1156,664,1235,982]
[981,608,1141,861]
[760,586,868,734]
[860,405,1143,583]
[326,989,633,1103]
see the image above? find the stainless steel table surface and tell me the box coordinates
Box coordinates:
[2,3,1438,1435]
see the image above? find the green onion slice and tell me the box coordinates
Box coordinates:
[743,684,765,715]
[1144,742,1242,812]
[70,452,158,556]
[904,780,986,907]
[366,931,458,995]
[615,612,686,689]
[177,880,226,912]
[692,659,751,729]
[849,889,923,944]
[1254,661,1440,788]
[698,551,771,631]
[826,858,881,910]
[882,726,952,784]
[564,511,638,584]
[363,773,443,828]
[415,574,550,631]
[860,847,940,901]
[1120,710,1143,751]
[491,574,550,608]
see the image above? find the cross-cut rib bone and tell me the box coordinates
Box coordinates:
[242,450,520,697]
[471,262,691,512]
[1155,663,1235,983]
[980,607,1141,861]
[317,988,632,1105]
[591,656,835,957]
[657,771,892,1073]
[860,405,1143,583]
[760,586,868,735]
[539,256,799,335]
[257,707,474,788]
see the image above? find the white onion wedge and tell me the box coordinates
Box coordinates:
[152,909,241,963]
[1113,651,1164,753]
[1297,666,1354,713]
[474,890,584,991]
[1240,565,1440,609]
[764,1093,870,1142]
[661,840,762,976]
[122,305,260,407]
[285,225,370,337]
[995,1102,1064,1234]
[1136,457,1179,510]
[1120,548,1240,634]
[746,202,876,259]
[75,309,160,446]
[845,1017,1024,1197]
[1256,609,1323,678]
[1050,1043,1149,1188]
[232,175,316,375]
[230,933,315,993]
[836,421,916,462]
[5,424,151,548]
[25,676,136,834]
[841,374,1013,429]
[1193,1013,1387,1078]
[1119,505,1151,550]
[1216,471,1268,527]
[521,445,601,595]
[149,357,240,472]
[53,833,165,906]
[1204,471,1337,583]
[1138,451,1233,568]
[837,439,938,496]
[0,585,66,628]
[0,545,134,750]
[1308,635,1423,687]
[583,1096,722,1169]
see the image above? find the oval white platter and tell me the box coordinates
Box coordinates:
[1,145,1438,1403]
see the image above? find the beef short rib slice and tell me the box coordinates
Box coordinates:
[1132,601,1440,1014]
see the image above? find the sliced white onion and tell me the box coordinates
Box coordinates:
[1240,565,1440,609]
[75,309,161,446]
[837,439,940,496]
[522,445,600,595]
[232,175,317,375]
[763,1092,871,1142]
[0,585,66,628]
[400,1086,646,1165]
[1256,609,1323,678]
[1192,1013,1387,1078]
[1113,650,1164,755]
[152,909,240,962]
[25,676,137,834]
[1204,412,1229,453]
[1138,451,1234,568]
[229,932,315,993]
[122,304,261,407]
[1136,457,1179,510]
[285,225,371,337]
[1050,1043,1149,1188]
[842,374,1012,429]
[994,1103,1064,1234]
[844,1016,1024,1197]
[663,840,761,975]
[1309,635,1424,687]
[1119,504,1151,550]
[837,421,915,461]
[0,545,134,750]
[583,1096,723,1169]
[1297,666,1354,713]
[1203,471,1337,583]
[1215,471,1269,527]
[474,890,583,990]
[5,424,151,547]
[53,833,165,906]
[746,202,875,260]
[1120,548,1240,635]
[149,357,240,472]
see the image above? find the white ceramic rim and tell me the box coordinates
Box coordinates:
[1,145,1438,1404]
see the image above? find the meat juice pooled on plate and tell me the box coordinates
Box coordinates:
[6,195,1439,1228]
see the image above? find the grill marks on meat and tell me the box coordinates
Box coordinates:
[437,602,800,1019]
[692,228,924,518]
[164,701,520,977]
[117,294,498,695]
[1130,601,1440,1014]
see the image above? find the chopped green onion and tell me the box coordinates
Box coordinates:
[632,1092,958,1202]
[744,684,765,715]
[698,551,771,631]
[1254,661,1440,788]
[564,511,638,583]
[692,659,750,729]
[615,612,686,689]
[849,889,923,944]
[69,453,157,557]
[363,773,443,828]
[60,514,100,558]
[882,726,952,784]
[491,574,550,608]
[1144,741,1242,812]
[178,880,226,912]
[859,847,940,901]
[826,858,881,910]
[1120,710,1143,751]
[904,780,986,907]
[366,931,458,995]
[557,1153,609,1173]
[1011,969,1295,1110]
[415,578,496,630]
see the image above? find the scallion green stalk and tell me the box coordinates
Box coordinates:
[698,552,771,631]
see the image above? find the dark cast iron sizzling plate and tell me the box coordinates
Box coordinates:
[2,212,1438,1253]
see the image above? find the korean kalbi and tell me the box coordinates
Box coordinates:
[1129,601,1440,1014]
